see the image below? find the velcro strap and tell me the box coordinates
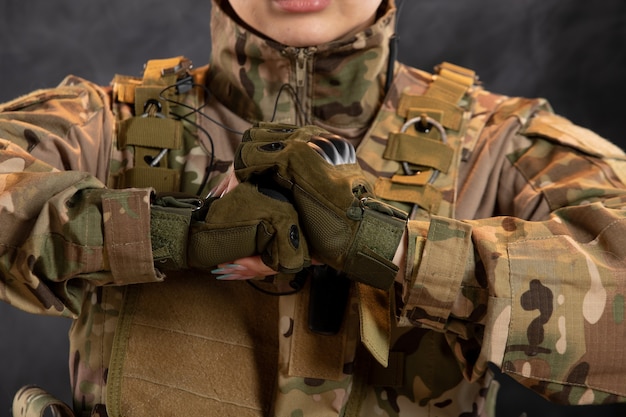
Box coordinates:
[357,282,391,367]
[404,217,472,330]
[118,116,182,149]
[120,166,180,193]
[384,132,454,173]
[344,205,406,290]
[374,178,442,213]
[150,205,192,270]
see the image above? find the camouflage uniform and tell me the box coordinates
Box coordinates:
[2,0,626,416]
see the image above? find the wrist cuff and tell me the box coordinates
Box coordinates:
[150,205,192,270]
[344,198,407,290]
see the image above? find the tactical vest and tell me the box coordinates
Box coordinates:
[102,59,493,417]
[12,59,496,417]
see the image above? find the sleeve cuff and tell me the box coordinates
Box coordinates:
[400,216,473,330]
[102,189,162,284]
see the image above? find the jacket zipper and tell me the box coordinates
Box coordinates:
[285,46,316,125]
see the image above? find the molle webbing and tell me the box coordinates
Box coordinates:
[111,57,191,192]
[344,62,482,405]
[374,61,479,219]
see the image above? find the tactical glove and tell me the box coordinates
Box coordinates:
[150,181,310,274]
[233,123,407,290]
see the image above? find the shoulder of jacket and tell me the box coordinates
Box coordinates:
[0,75,107,114]
[520,109,625,159]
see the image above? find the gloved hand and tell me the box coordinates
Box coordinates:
[233,122,407,290]
[150,181,310,274]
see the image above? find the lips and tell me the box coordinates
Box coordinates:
[274,0,332,13]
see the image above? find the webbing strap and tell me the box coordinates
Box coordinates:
[12,385,75,417]
[425,75,468,105]
[118,116,182,149]
[384,132,454,173]
[119,166,180,193]
[376,61,478,215]
[359,63,477,381]
[436,61,477,87]
[375,178,442,213]
[356,283,392,367]
[134,57,191,115]
[398,96,464,130]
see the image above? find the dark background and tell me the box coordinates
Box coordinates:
[1,0,625,415]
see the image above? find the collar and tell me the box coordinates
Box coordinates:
[207,0,397,138]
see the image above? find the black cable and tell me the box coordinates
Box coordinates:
[270,82,310,125]
[385,0,404,95]
[159,82,241,196]
[246,269,308,296]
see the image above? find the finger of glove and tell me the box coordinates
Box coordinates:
[260,219,310,274]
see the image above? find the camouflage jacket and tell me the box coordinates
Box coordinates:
[2,0,626,416]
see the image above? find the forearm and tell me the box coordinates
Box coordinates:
[396,198,626,404]
[0,141,159,317]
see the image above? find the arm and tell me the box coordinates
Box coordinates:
[397,111,626,404]
[232,119,626,404]
[0,77,159,318]
[0,78,311,318]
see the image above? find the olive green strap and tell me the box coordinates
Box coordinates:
[375,178,443,214]
[399,95,464,130]
[150,204,192,269]
[118,116,182,150]
[344,200,406,290]
[384,131,454,173]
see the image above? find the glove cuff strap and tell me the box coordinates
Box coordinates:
[344,198,407,290]
[150,204,193,270]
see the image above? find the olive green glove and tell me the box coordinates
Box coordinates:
[150,181,310,274]
[233,122,407,290]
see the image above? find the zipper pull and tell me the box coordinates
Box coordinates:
[295,48,307,88]
[294,47,317,88]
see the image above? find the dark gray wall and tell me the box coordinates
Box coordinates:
[1,0,625,416]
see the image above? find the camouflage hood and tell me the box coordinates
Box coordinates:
[207,0,397,139]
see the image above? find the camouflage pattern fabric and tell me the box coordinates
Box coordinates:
[12,385,75,417]
[2,0,626,415]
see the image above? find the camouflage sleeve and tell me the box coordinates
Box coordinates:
[397,110,626,405]
[0,78,160,318]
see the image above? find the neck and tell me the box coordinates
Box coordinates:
[206,0,397,140]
